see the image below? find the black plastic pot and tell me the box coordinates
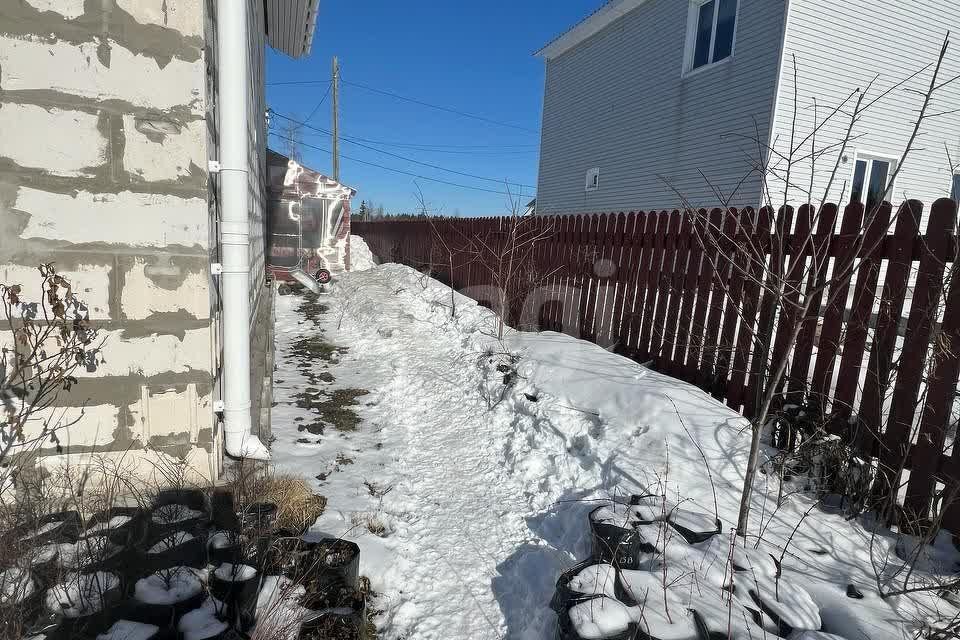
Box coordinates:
[130,574,207,623]
[145,530,207,574]
[44,573,125,638]
[17,511,83,547]
[95,617,180,640]
[207,531,242,567]
[209,563,260,611]
[76,534,145,584]
[554,594,638,640]
[589,507,657,570]
[211,489,241,532]
[299,590,366,640]
[238,502,278,530]
[114,597,176,628]
[154,488,208,512]
[280,538,360,608]
[666,512,722,545]
[85,507,148,548]
[0,568,43,635]
[550,559,607,614]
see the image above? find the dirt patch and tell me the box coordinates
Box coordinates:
[297,292,330,325]
[295,388,370,434]
[292,336,348,364]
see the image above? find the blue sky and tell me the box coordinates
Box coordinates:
[266,0,600,216]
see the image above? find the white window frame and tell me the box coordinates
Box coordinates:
[849,150,898,207]
[682,0,739,77]
[585,167,600,192]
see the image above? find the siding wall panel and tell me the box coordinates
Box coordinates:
[537,0,788,215]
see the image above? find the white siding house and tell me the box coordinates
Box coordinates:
[536,0,960,221]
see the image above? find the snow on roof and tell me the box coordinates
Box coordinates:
[536,0,649,60]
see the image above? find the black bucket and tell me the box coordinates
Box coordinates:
[589,509,657,570]
[299,591,366,640]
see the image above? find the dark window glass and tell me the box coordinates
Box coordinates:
[952,174,960,202]
[713,0,737,61]
[865,159,890,211]
[693,1,715,69]
[850,160,867,203]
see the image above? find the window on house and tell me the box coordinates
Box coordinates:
[585,167,600,192]
[689,0,738,72]
[850,155,895,211]
[951,173,960,202]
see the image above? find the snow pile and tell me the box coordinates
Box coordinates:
[86,515,132,533]
[148,531,195,554]
[45,571,119,617]
[178,598,228,640]
[96,620,158,640]
[213,563,256,582]
[348,235,376,271]
[254,575,311,640]
[134,567,203,605]
[0,567,35,604]
[151,504,203,525]
[268,262,960,640]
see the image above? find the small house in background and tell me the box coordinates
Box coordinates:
[266,150,357,280]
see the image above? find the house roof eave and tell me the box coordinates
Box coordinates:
[265,0,320,58]
[535,0,649,60]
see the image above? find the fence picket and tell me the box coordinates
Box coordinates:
[810,202,865,413]
[833,202,891,448]
[895,199,957,519]
[653,211,683,369]
[670,210,706,378]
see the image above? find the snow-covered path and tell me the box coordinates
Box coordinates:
[269,267,537,638]
[269,238,959,640]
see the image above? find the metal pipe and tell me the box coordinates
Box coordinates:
[217,0,268,460]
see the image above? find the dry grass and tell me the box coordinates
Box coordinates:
[232,466,327,534]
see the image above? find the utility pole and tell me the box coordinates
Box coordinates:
[331,56,340,182]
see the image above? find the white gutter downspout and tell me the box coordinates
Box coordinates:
[217,0,269,460]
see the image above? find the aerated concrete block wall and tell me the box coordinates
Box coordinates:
[0,0,224,489]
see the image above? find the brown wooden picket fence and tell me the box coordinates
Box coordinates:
[353,199,960,532]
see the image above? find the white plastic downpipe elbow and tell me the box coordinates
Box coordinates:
[217,0,268,461]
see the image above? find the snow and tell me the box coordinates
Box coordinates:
[60,536,118,568]
[568,597,635,639]
[18,520,62,541]
[267,243,960,640]
[134,567,202,605]
[0,567,35,604]
[151,504,203,525]
[254,575,310,640]
[213,563,256,582]
[348,234,375,271]
[96,620,159,640]
[569,563,618,598]
[86,515,132,533]
[45,571,119,617]
[178,598,228,640]
[207,531,234,550]
[30,543,59,565]
[148,531,195,554]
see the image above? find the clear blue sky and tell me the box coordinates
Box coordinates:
[265,0,600,216]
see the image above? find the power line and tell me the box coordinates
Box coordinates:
[302,82,332,124]
[342,78,540,135]
[298,131,538,151]
[268,76,540,135]
[270,111,536,189]
[268,132,533,197]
